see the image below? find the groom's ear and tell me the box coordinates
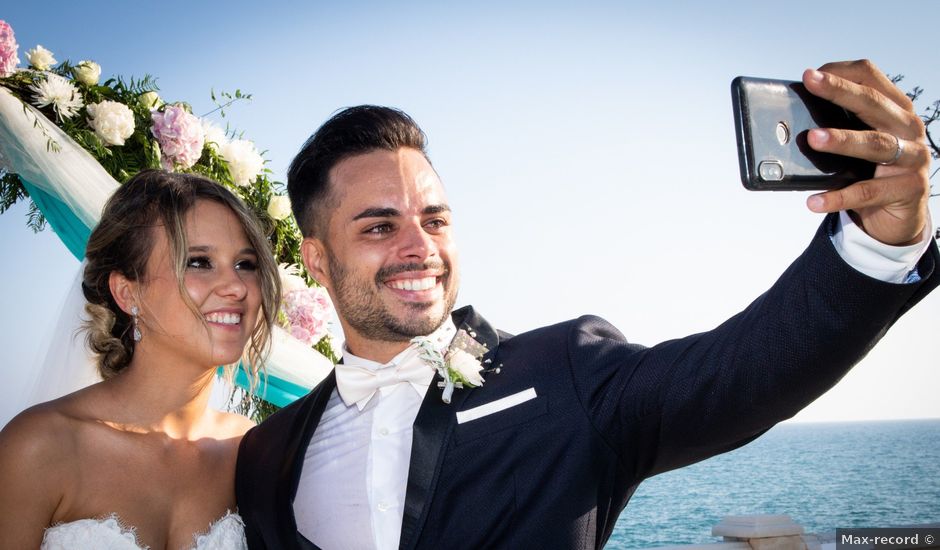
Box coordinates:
[108,271,137,315]
[301,237,331,290]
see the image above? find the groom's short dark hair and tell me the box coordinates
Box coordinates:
[287,105,429,238]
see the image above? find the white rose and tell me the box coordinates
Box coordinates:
[138,91,163,110]
[449,349,484,386]
[278,263,309,292]
[201,120,228,151]
[72,60,101,86]
[267,195,292,221]
[26,45,56,70]
[219,139,264,186]
[86,100,135,146]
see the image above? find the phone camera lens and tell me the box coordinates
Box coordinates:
[775,121,790,145]
[759,160,784,181]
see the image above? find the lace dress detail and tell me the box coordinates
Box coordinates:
[41,511,246,550]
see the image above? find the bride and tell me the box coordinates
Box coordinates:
[0,170,281,549]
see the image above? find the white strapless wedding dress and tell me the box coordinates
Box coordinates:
[40,511,247,550]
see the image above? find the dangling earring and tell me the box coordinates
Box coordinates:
[131,305,142,342]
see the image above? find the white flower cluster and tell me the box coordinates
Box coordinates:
[71,60,100,86]
[278,263,309,292]
[29,74,83,120]
[138,91,162,110]
[201,121,265,187]
[25,44,55,70]
[202,120,227,151]
[219,139,265,187]
[267,195,292,220]
[87,100,135,146]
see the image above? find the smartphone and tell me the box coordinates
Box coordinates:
[731,76,875,191]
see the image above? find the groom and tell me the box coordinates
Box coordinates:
[236,60,938,549]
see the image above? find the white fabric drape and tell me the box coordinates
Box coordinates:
[0,86,117,228]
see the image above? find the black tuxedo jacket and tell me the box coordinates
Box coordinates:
[236,216,938,549]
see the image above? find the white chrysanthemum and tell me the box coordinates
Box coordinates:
[267,195,292,221]
[201,120,228,151]
[25,44,55,70]
[87,100,135,146]
[71,60,101,86]
[30,74,83,120]
[220,139,264,186]
[278,263,309,292]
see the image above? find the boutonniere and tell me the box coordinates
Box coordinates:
[413,328,490,404]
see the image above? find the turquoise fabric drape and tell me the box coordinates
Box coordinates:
[219,365,309,407]
[21,179,90,260]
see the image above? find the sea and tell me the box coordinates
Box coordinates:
[604,419,940,549]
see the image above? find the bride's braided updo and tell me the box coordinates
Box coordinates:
[82,169,281,379]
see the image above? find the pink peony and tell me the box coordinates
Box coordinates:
[0,20,19,77]
[150,105,205,170]
[282,286,333,346]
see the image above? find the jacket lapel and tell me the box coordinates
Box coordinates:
[398,306,500,550]
[277,371,337,549]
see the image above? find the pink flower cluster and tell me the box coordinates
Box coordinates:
[0,20,19,78]
[150,105,205,170]
[283,286,333,346]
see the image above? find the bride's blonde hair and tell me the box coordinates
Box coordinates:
[82,169,281,380]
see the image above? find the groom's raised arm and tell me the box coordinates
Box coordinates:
[564,59,937,480]
[566,214,937,480]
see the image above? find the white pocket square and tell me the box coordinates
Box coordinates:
[456,387,538,424]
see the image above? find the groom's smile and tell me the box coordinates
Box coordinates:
[301,147,460,361]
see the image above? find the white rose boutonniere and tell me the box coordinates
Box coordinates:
[448,349,484,387]
[413,328,490,403]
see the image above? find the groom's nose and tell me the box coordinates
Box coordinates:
[397,221,437,261]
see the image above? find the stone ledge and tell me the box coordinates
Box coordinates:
[713,515,805,539]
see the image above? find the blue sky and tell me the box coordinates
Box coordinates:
[1,1,938,423]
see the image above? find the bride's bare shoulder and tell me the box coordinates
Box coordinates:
[0,390,105,541]
[0,394,88,461]
[0,397,86,514]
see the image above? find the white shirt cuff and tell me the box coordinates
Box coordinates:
[831,210,933,284]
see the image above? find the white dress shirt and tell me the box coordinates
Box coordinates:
[294,319,456,550]
[292,213,931,549]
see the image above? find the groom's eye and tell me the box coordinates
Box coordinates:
[425,218,447,231]
[364,223,393,234]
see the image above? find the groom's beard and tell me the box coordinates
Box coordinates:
[327,250,458,343]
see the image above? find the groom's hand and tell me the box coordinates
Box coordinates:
[802,59,931,246]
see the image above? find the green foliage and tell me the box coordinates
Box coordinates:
[0,171,46,230]
[26,200,47,232]
[206,88,253,119]
[0,170,27,214]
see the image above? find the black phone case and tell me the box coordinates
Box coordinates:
[732,76,874,191]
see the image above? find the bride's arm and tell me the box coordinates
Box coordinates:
[0,404,72,549]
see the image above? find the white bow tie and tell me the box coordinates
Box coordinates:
[336,319,457,410]
[335,346,436,410]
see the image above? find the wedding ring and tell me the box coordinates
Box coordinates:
[878,134,904,166]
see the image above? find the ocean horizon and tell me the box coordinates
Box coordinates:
[606,418,940,549]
